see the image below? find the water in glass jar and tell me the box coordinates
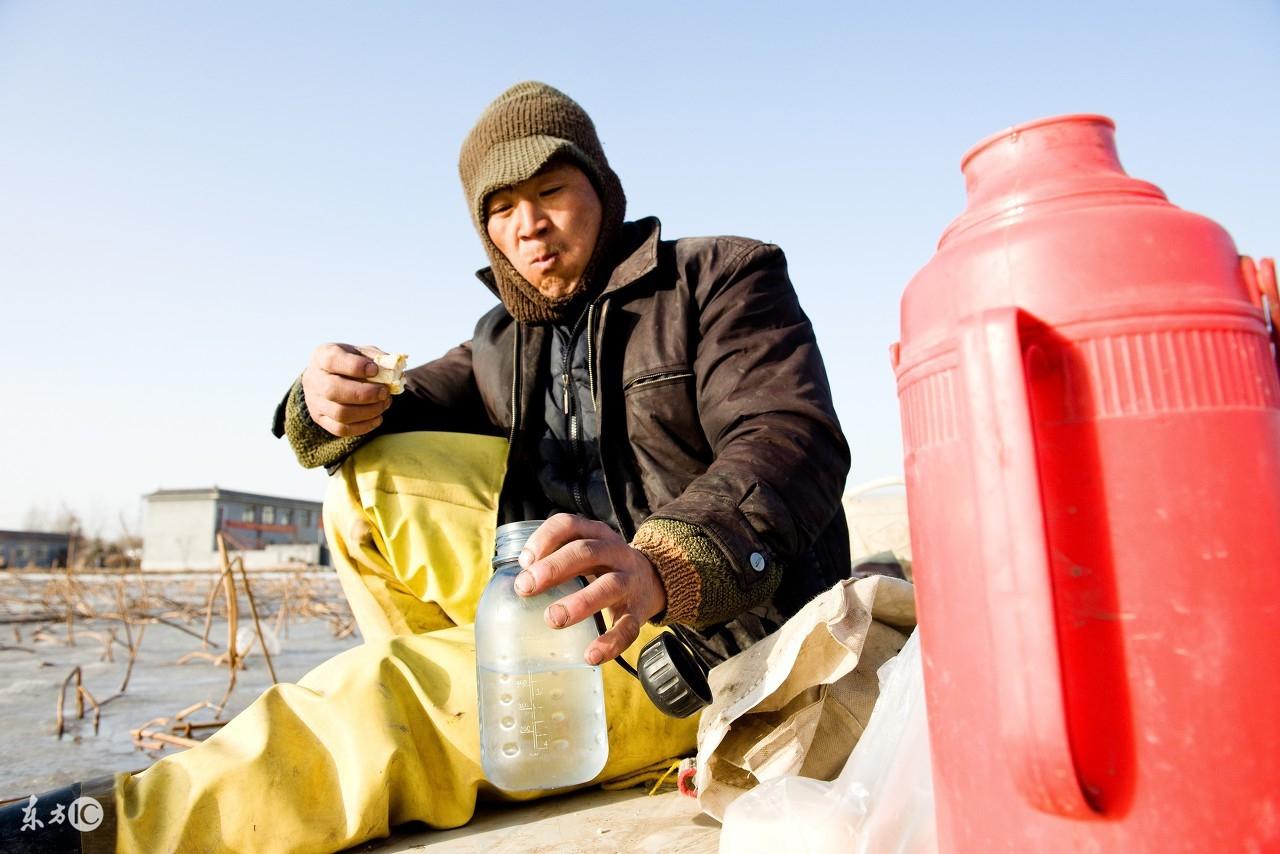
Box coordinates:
[478,662,608,791]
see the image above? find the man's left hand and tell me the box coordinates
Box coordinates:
[514,514,667,665]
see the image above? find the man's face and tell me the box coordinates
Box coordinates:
[485,161,603,300]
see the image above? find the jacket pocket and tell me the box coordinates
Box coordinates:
[623,369,694,392]
[622,367,709,509]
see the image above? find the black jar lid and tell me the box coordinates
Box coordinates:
[637,632,713,718]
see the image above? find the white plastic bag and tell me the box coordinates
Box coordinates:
[695,576,915,819]
[719,628,936,854]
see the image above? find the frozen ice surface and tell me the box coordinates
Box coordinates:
[0,572,361,799]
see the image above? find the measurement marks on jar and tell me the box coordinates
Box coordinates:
[514,672,549,753]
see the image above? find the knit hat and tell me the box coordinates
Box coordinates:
[459,81,626,323]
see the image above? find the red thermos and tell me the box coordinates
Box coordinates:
[892,115,1280,851]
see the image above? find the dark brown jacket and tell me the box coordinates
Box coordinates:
[277,217,850,655]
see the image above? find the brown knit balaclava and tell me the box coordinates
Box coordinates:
[459,81,626,323]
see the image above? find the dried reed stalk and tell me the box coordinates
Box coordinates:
[64,565,76,646]
[111,582,146,694]
[214,535,241,717]
[273,577,291,638]
[131,703,227,752]
[100,627,117,663]
[146,731,200,750]
[80,683,102,734]
[151,615,216,645]
[174,700,213,721]
[176,720,226,735]
[199,565,233,649]
[55,666,101,737]
[235,556,277,684]
[129,717,169,739]
[118,622,145,695]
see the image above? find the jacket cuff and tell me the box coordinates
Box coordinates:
[282,379,366,469]
[632,517,782,629]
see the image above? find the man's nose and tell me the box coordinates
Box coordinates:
[514,199,548,238]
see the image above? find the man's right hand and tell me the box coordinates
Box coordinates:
[302,343,393,438]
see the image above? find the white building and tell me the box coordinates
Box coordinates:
[141,487,327,570]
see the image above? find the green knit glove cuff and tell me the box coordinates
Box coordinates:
[632,518,782,629]
[283,379,366,469]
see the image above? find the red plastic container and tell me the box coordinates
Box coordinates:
[892,115,1280,851]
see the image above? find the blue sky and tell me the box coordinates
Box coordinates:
[2,2,1277,536]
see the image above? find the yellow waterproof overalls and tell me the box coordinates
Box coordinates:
[113,433,699,852]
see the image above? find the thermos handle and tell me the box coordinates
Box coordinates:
[958,308,1096,818]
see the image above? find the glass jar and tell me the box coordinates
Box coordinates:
[474,520,609,790]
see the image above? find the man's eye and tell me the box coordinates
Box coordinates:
[539,185,563,198]
[488,203,512,216]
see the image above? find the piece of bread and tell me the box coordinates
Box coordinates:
[356,347,408,395]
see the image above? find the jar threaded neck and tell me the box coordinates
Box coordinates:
[492,520,545,566]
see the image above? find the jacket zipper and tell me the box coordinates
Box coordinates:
[507,323,521,446]
[559,305,592,516]
[590,298,630,537]
[561,304,591,414]
[623,369,694,392]
[574,301,599,519]
[587,301,597,410]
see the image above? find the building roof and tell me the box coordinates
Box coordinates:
[0,530,74,543]
[144,487,322,508]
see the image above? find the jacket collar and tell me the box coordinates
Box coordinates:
[473,216,661,303]
[602,216,661,295]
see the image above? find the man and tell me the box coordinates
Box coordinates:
[1,81,851,854]
[278,80,851,667]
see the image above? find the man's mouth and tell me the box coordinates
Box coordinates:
[530,251,560,270]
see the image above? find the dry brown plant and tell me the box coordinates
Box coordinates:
[175,534,280,716]
[55,666,101,738]
[1,557,352,753]
[129,701,228,753]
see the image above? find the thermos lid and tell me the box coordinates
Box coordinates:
[637,632,713,719]
[493,520,544,564]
